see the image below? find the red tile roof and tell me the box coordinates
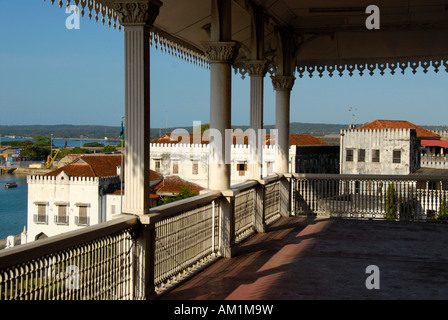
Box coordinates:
[421,139,448,149]
[275,134,328,146]
[357,120,440,139]
[150,170,163,181]
[153,175,204,194]
[46,155,122,177]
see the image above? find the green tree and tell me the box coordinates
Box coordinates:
[385,183,398,221]
[193,123,210,134]
[56,147,91,160]
[159,185,198,205]
[103,145,117,153]
[83,142,104,148]
[438,196,448,221]
[33,135,52,147]
[20,145,50,160]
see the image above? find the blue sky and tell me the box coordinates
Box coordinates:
[1,0,447,129]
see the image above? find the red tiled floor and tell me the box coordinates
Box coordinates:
[159,216,448,300]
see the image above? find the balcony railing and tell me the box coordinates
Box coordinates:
[54,215,69,225]
[0,174,288,300]
[33,214,48,225]
[291,173,448,222]
[0,216,138,300]
[2,173,446,300]
[75,216,90,226]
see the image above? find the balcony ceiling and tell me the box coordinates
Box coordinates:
[151,0,448,70]
[83,0,448,73]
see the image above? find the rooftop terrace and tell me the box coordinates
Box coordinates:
[160,216,448,300]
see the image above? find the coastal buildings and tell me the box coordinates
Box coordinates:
[25,153,205,242]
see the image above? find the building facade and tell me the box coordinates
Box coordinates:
[26,155,122,242]
[340,127,421,175]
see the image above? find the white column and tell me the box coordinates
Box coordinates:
[271,75,295,174]
[115,1,161,215]
[204,42,240,191]
[247,61,267,179]
[123,25,150,214]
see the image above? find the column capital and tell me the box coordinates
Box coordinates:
[113,0,162,26]
[245,60,268,77]
[271,75,295,91]
[203,41,240,64]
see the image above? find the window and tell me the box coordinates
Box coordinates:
[35,204,48,224]
[393,150,401,163]
[266,161,274,175]
[55,205,68,225]
[237,162,247,176]
[372,149,380,163]
[346,149,354,162]
[172,160,179,174]
[358,149,366,162]
[192,161,198,175]
[154,160,161,173]
[77,206,89,226]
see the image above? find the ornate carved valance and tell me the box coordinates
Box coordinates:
[296,56,448,78]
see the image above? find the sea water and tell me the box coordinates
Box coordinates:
[0,173,28,239]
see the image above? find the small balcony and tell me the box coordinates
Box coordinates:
[33,214,48,225]
[74,216,90,227]
[54,215,69,226]
[2,173,448,300]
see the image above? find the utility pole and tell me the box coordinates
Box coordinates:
[349,107,357,129]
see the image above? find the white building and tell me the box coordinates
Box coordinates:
[26,155,122,242]
[149,142,284,188]
[339,120,429,175]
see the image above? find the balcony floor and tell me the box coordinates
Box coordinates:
[159,216,448,300]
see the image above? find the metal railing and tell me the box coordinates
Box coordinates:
[233,181,257,243]
[0,174,287,300]
[149,191,222,293]
[292,173,448,222]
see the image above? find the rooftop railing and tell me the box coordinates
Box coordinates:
[291,173,448,222]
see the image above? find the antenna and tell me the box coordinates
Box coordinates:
[349,107,357,129]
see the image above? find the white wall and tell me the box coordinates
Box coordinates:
[149,143,294,188]
[26,173,118,242]
[340,128,418,175]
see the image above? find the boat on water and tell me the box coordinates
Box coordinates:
[4,182,18,189]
